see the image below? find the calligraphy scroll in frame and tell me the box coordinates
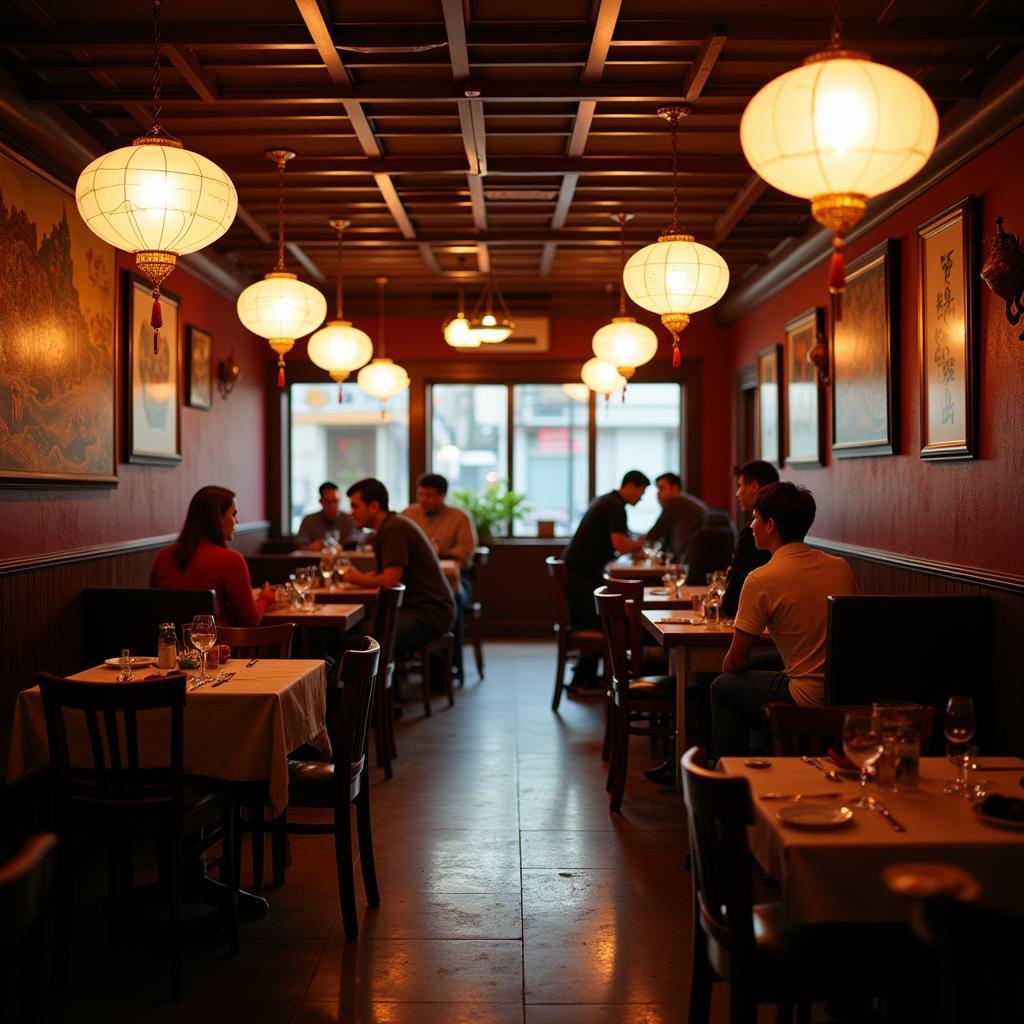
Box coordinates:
[918,196,978,460]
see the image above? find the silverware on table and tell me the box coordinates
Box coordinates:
[801,755,842,784]
[874,803,907,832]
[210,672,236,688]
[245,657,259,668]
[760,792,842,801]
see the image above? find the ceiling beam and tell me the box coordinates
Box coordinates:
[683,34,727,102]
[235,205,273,245]
[539,242,557,277]
[372,172,416,239]
[468,175,488,230]
[712,175,769,245]
[164,43,219,102]
[550,174,580,230]
[418,242,443,275]
[287,240,326,282]
[441,0,470,79]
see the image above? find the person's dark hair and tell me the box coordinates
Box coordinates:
[751,482,816,543]
[656,472,682,489]
[735,459,780,488]
[620,470,651,489]
[418,472,448,495]
[346,477,390,511]
[172,485,235,570]
[319,481,339,498]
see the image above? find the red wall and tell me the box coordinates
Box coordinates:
[1,254,267,560]
[730,125,1024,576]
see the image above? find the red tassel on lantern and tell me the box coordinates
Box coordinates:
[338,384,344,404]
[277,362,285,388]
[828,238,846,322]
[672,341,681,368]
[150,289,163,354]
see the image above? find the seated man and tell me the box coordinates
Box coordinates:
[720,460,779,618]
[644,471,707,562]
[344,477,456,658]
[295,481,364,551]
[710,482,858,757]
[562,469,650,688]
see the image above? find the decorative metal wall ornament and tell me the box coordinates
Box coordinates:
[217,352,240,400]
[980,217,1024,341]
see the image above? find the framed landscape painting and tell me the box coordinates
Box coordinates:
[756,344,782,467]
[186,326,214,410]
[918,196,978,460]
[784,307,826,466]
[0,144,117,486]
[125,273,181,464]
[832,239,899,458]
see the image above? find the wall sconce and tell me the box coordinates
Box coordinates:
[981,217,1024,341]
[217,352,240,399]
[807,326,830,387]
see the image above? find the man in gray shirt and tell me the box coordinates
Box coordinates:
[401,473,478,569]
[644,472,707,561]
[295,481,363,550]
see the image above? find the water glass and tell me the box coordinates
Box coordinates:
[843,710,884,809]
[691,592,706,618]
[333,554,350,589]
[302,591,316,612]
[943,696,976,796]
[116,647,133,682]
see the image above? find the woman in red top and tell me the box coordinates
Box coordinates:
[150,485,274,626]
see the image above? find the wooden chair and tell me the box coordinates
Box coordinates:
[401,632,456,716]
[545,556,605,712]
[681,746,922,1024]
[595,589,674,812]
[268,638,382,940]
[765,703,935,757]
[371,585,405,780]
[218,622,296,660]
[0,832,57,1024]
[38,673,238,1000]
[462,545,489,682]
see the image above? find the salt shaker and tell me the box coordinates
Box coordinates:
[157,622,178,670]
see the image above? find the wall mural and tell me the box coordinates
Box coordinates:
[0,145,117,485]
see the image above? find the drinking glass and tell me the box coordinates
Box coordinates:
[333,554,350,589]
[116,647,134,682]
[319,551,335,590]
[190,614,217,685]
[943,696,976,796]
[843,710,884,809]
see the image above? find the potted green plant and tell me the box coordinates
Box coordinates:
[451,479,529,543]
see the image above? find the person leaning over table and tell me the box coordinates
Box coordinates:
[561,469,650,689]
[344,476,456,659]
[295,480,364,551]
[710,482,858,758]
[150,485,275,627]
[643,471,708,562]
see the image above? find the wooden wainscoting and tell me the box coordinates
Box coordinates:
[811,538,1024,755]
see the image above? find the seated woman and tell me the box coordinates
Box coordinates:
[150,485,274,626]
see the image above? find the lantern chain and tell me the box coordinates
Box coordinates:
[150,0,163,135]
[377,277,388,357]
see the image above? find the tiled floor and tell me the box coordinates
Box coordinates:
[45,641,738,1023]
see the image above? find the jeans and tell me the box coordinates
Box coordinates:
[710,656,794,757]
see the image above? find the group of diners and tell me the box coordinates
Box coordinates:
[562,459,859,763]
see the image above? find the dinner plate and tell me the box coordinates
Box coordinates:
[777,803,854,829]
[658,616,706,625]
[102,656,156,669]
[972,797,1024,831]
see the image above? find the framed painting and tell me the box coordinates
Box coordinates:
[784,307,826,466]
[918,196,978,460]
[479,316,550,353]
[0,143,117,486]
[124,273,181,464]
[756,345,783,467]
[185,326,214,410]
[832,239,900,458]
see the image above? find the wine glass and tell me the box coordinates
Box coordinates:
[319,550,335,591]
[843,710,884,809]
[333,553,350,590]
[190,614,217,686]
[943,696,976,796]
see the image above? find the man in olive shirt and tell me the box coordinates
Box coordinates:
[345,477,456,656]
[644,471,708,562]
[562,470,650,687]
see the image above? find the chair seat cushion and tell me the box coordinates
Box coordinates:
[287,759,362,805]
[628,675,674,698]
[569,629,603,641]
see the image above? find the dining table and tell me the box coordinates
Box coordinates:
[642,583,704,610]
[718,756,1024,922]
[605,556,686,582]
[260,600,365,657]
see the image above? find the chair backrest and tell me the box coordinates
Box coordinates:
[327,638,382,788]
[38,673,187,822]
[544,556,569,632]
[765,702,937,757]
[680,747,756,972]
[372,584,406,695]
[825,596,992,745]
[82,588,217,666]
[244,554,320,585]
[683,528,735,584]
[218,623,295,659]
[594,589,631,701]
[471,546,490,605]
[602,575,646,675]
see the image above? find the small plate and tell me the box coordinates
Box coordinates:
[658,616,706,625]
[972,797,1024,831]
[649,587,670,595]
[777,803,854,829]
[102,656,156,669]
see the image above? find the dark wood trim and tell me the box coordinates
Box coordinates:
[807,536,1024,595]
[0,520,271,577]
[409,377,428,505]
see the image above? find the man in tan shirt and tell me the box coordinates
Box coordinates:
[711,482,858,756]
[401,473,478,569]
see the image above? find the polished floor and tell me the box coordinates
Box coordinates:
[45,641,743,1023]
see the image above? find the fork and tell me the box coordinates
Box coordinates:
[210,672,236,688]
[801,755,842,784]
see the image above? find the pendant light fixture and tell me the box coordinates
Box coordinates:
[581,357,626,400]
[75,0,237,354]
[443,255,479,348]
[357,277,410,412]
[467,275,515,344]
[739,0,937,319]
[236,150,327,387]
[592,212,658,383]
[622,107,730,367]
[306,219,373,401]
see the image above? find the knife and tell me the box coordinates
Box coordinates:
[245,657,259,668]
[759,792,842,801]
[875,804,906,832]
[210,672,236,688]
[801,755,842,784]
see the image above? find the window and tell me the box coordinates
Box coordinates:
[289,382,408,532]
[429,384,508,494]
[594,382,683,534]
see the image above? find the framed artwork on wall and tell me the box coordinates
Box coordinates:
[918,195,978,460]
[124,273,181,464]
[756,344,783,467]
[185,326,214,410]
[832,239,900,458]
[0,143,117,486]
[784,307,826,466]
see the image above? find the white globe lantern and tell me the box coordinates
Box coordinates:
[307,321,373,397]
[357,358,410,402]
[444,311,480,348]
[581,357,626,398]
[591,316,658,380]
